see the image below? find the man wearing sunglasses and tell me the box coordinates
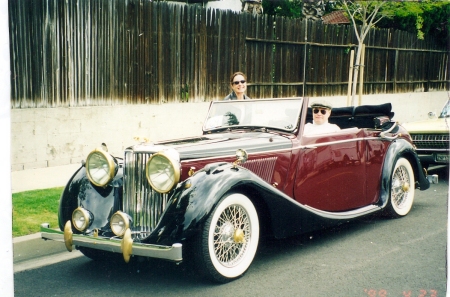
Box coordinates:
[223,72,251,100]
[303,100,340,135]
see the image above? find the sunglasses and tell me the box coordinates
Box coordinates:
[232,80,246,85]
[313,108,328,115]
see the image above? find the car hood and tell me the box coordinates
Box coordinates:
[129,131,293,160]
[402,118,450,134]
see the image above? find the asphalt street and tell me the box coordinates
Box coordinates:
[12,166,449,296]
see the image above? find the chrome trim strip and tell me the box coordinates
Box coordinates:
[41,227,182,262]
[416,148,449,152]
[180,148,292,164]
[302,136,379,149]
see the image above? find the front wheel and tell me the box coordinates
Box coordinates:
[385,157,415,217]
[194,193,259,283]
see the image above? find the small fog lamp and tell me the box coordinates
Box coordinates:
[72,207,93,232]
[110,211,130,237]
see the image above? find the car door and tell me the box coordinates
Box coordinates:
[294,128,367,212]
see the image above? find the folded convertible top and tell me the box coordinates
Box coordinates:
[307,103,394,129]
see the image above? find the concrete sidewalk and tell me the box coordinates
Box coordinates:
[11,163,81,193]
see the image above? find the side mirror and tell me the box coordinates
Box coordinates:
[428,112,436,119]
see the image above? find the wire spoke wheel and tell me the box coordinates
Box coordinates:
[213,203,251,267]
[386,157,415,217]
[194,193,259,283]
[392,165,410,208]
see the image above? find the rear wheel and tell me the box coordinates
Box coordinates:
[385,157,415,217]
[194,193,259,283]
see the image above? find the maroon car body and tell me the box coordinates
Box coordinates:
[41,97,430,283]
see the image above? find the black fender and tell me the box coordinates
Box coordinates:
[145,162,346,246]
[58,165,123,232]
[144,162,250,245]
[378,138,430,208]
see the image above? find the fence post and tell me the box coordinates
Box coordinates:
[302,20,307,97]
[393,49,398,93]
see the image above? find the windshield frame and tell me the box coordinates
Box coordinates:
[202,98,303,133]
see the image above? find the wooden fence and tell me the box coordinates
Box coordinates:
[9,0,449,108]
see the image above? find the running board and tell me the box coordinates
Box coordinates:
[302,204,381,220]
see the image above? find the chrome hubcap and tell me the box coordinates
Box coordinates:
[392,165,410,208]
[213,204,250,267]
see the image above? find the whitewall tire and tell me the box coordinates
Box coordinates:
[195,193,259,283]
[386,157,415,217]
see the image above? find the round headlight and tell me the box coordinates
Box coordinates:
[110,211,130,237]
[85,148,116,187]
[146,150,181,193]
[72,207,92,232]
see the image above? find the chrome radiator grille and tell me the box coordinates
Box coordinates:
[123,150,169,240]
[411,134,450,150]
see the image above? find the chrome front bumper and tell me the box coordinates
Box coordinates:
[40,223,182,263]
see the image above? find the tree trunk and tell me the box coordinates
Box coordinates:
[351,41,363,106]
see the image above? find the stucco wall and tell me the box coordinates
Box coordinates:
[11,91,448,171]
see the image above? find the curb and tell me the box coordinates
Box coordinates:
[13,232,41,244]
[14,250,82,273]
[13,230,77,273]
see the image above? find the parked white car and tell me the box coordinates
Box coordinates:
[403,99,450,168]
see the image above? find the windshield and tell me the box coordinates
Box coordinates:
[439,100,450,118]
[203,98,303,132]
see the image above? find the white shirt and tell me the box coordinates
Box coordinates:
[303,122,341,136]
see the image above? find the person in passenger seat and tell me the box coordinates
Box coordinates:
[303,100,341,135]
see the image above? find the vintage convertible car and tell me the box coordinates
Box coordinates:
[41,97,430,283]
